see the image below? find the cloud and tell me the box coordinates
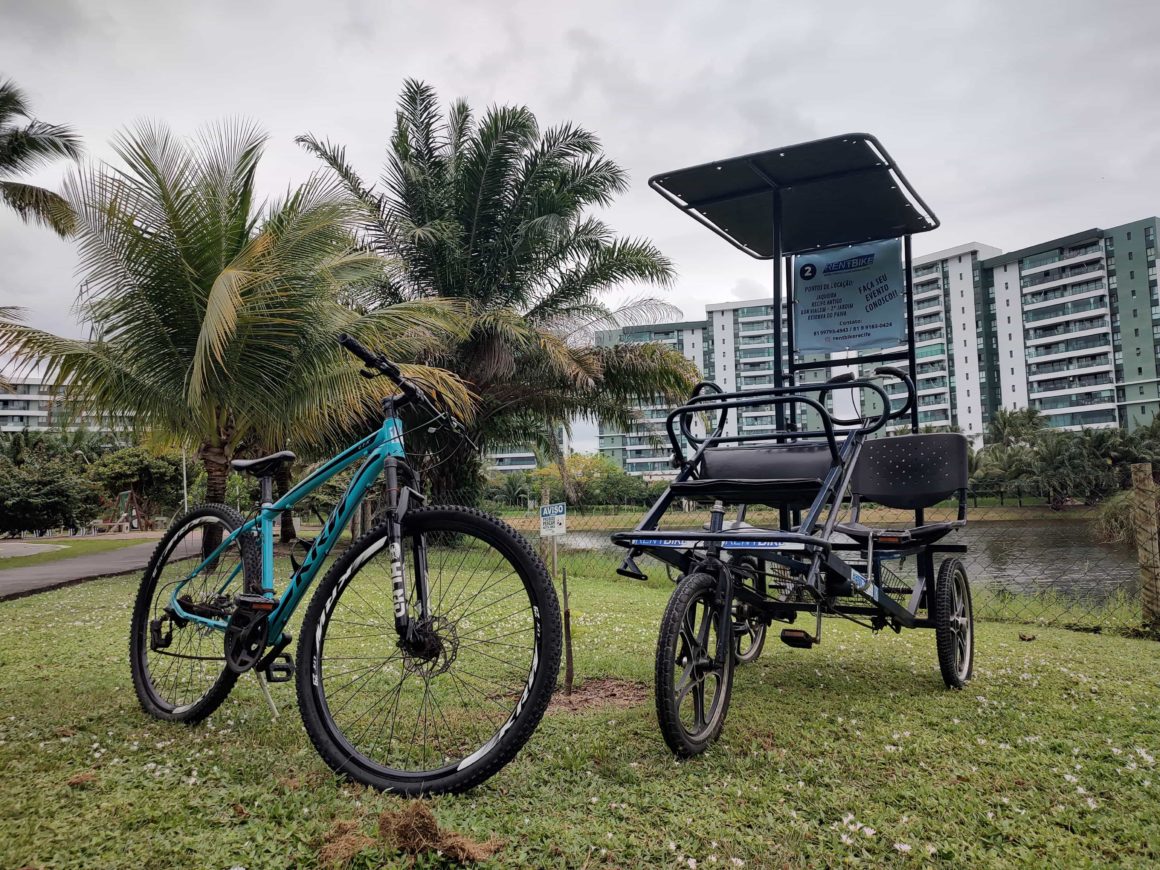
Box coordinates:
[3,0,1160,333]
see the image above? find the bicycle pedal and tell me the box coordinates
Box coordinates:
[235,593,278,613]
[263,653,295,683]
[780,628,817,649]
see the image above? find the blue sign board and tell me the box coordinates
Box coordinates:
[792,238,906,353]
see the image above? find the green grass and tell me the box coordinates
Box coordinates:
[0,536,149,570]
[1,567,1158,868]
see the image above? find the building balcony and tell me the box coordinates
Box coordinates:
[1020,261,1104,290]
[1020,244,1103,276]
[1023,297,1108,325]
[1025,320,1109,346]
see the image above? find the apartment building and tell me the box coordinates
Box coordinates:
[597,246,999,473]
[0,367,120,434]
[595,219,1160,475]
[861,242,1002,441]
[485,428,573,474]
[596,321,710,478]
[981,218,1160,432]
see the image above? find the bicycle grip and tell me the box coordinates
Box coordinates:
[338,333,378,365]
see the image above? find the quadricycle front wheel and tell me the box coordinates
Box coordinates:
[296,505,562,796]
[655,571,735,757]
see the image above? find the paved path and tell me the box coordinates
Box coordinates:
[0,540,166,601]
[0,542,65,558]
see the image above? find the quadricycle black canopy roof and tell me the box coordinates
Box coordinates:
[649,133,939,258]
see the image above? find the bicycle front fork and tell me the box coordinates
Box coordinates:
[383,460,430,643]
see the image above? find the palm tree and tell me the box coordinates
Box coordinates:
[985,406,1045,448]
[0,121,469,515]
[0,78,82,236]
[499,471,532,508]
[298,80,698,500]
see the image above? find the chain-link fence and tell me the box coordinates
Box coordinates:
[476,478,1160,638]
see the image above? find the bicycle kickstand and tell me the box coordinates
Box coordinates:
[252,670,278,720]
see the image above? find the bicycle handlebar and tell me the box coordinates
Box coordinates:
[337,333,471,444]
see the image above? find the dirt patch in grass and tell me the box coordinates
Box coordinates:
[318,805,503,867]
[549,677,650,713]
[378,802,502,864]
[65,771,96,788]
[319,819,375,868]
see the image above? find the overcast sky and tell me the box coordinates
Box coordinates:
[4,1,1160,446]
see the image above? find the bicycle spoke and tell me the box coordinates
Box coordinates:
[309,513,547,784]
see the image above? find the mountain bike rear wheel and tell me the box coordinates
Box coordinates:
[129,504,258,723]
[297,505,561,795]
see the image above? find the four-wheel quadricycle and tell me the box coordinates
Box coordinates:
[612,134,975,756]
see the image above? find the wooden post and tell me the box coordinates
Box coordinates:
[1130,463,1160,630]
[540,482,550,565]
[562,566,573,697]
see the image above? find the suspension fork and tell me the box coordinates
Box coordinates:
[383,459,430,642]
[383,458,410,638]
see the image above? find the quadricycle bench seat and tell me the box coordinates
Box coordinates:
[668,441,834,509]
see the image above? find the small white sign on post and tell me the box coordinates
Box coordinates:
[539,502,567,537]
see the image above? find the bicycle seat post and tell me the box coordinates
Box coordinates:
[258,474,274,507]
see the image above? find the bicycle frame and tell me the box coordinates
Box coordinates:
[168,414,408,643]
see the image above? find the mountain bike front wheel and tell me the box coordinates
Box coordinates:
[296,505,562,795]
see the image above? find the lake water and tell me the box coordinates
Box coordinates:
[553,519,1139,604]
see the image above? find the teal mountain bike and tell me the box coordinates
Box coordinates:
[129,335,562,795]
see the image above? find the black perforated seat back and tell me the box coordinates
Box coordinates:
[851,434,968,510]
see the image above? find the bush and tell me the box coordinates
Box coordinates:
[87,447,185,519]
[0,456,101,535]
[1092,489,1159,546]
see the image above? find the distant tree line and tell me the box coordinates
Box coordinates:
[0,429,187,535]
[970,408,1160,509]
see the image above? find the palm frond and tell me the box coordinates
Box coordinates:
[0,180,76,235]
[0,119,83,174]
[0,79,31,126]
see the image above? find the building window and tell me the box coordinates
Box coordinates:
[1007,316,1011,324]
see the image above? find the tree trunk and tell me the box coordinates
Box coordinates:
[425,444,484,506]
[274,462,296,543]
[199,442,230,557]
